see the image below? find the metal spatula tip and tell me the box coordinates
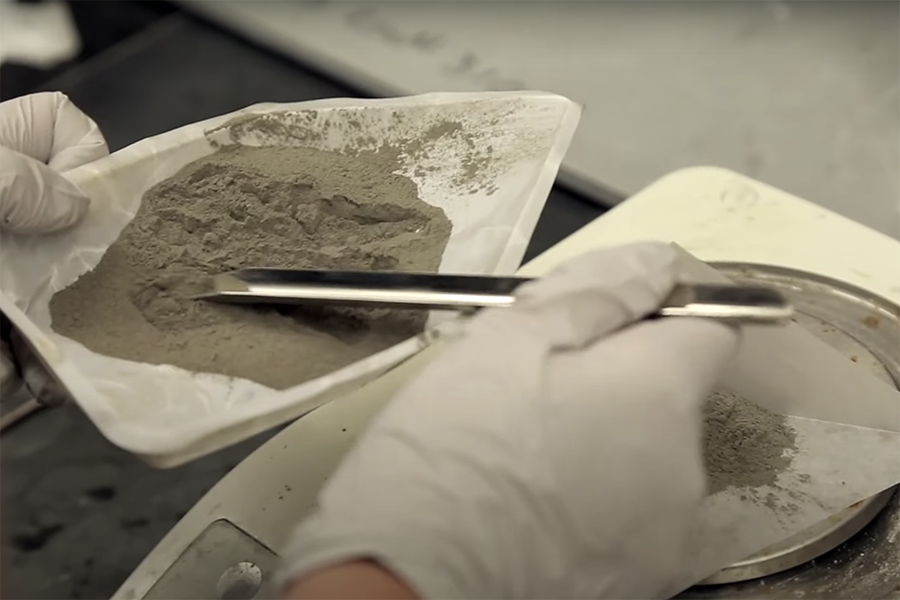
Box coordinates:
[186,273,251,300]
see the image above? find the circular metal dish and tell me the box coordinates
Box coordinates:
[692,263,900,590]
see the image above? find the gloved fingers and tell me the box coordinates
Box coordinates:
[375,243,681,433]
[615,317,742,407]
[547,317,740,424]
[0,93,103,233]
[539,318,738,521]
[0,91,108,171]
[0,146,90,233]
[471,242,677,350]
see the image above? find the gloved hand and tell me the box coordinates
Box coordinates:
[0,91,108,400]
[279,242,741,599]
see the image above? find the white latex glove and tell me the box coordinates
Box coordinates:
[280,242,741,600]
[0,91,108,399]
[0,91,107,232]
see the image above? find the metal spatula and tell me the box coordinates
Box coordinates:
[191,268,793,325]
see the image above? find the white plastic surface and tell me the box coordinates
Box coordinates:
[112,167,900,600]
[0,92,580,464]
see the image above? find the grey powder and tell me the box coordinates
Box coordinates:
[703,391,798,495]
[49,145,452,390]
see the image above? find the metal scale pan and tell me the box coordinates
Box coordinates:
[684,263,900,599]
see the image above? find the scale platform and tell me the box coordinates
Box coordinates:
[114,167,900,600]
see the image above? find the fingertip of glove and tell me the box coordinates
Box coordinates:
[25,91,66,103]
[616,241,677,272]
[564,240,673,268]
[49,92,110,170]
[607,241,677,292]
[0,149,91,233]
[518,241,677,309]
[480,242,678,348]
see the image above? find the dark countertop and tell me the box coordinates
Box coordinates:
[1,9,606,599]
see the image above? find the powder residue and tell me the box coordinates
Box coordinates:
[49,145,452,390]
[703,391,798,495]
[207,105,539,197]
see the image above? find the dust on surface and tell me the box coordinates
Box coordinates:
[703,391,798,496]
[206,104,546,197]
[49,145,452,390]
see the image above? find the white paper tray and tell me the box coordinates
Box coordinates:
[0,91,581,466]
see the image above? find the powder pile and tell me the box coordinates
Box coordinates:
[49,145,452,390]
[703,391,798,495]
